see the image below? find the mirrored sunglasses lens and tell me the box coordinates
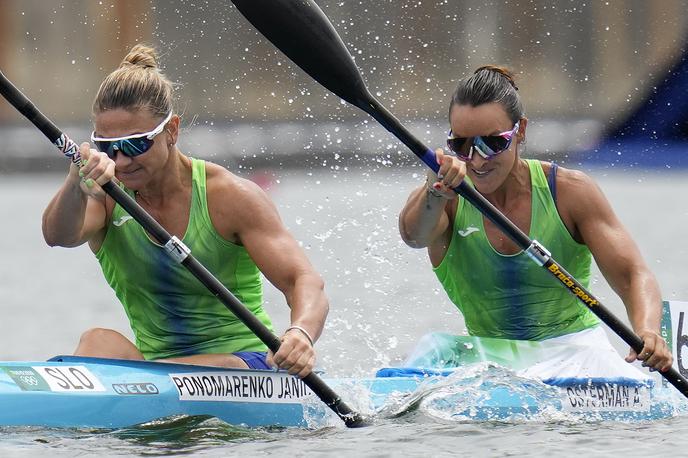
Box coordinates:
[116,138,154,157]
[473,143,494,158]
[481,136,510,154]
[447,137,468,154]
[95,141,117,158]
[120,139,146,156]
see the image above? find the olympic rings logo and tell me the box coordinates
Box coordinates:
[19,375,39,386]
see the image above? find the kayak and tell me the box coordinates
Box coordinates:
[1,300,685,429]
[0,354,678,429]
[0,355,326,428]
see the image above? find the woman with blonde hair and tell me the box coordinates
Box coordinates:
[43,44,328,377]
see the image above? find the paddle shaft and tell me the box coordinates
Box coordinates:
[230,0,688,397]
[0,69,365,426]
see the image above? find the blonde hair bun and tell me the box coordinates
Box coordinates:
[120,44,158,69]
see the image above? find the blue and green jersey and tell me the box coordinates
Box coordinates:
[96,158,273,359]
[433,159,599,340]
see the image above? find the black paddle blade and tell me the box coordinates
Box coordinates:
[231,0,372,109]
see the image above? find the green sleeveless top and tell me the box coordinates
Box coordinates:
[433,159,599,340]
[96,158,273,359]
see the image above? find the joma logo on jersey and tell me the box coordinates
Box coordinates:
[457,226,479,237]
[112,215,134,227]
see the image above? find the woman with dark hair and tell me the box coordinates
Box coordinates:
[42,44,328,377]
[399,65,672,374]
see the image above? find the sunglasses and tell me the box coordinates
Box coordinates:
[446,121,520,161]
[91,111,173,159]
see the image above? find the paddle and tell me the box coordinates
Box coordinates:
[0,69,367,427]
[229,0,688,398]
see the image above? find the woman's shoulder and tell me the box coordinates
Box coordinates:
[541,161,607,226]
[203,161,275,222]
[204,161,263,197]
[536,160,594,190]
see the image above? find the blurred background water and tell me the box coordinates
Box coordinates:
[1,0,688,456]
[1,0,687,171]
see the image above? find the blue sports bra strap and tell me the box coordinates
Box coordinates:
[548,162,559,204]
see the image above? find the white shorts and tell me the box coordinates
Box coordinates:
[518,326,650,382]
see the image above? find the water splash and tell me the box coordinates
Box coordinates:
[372,362,686,424]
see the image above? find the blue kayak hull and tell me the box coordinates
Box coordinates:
[0,356,678,428]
